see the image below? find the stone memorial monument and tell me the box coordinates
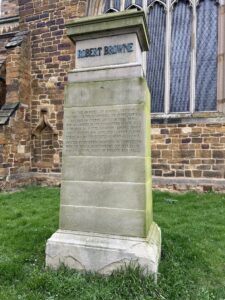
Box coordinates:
[46,10,161,277]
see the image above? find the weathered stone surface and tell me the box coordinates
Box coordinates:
[60,206,145,237]
[66,10,150,51]
[62,156,146,183]
[66,78,147,107]
[46,222,161,278]
[75,33,142,69]
[61,181,146,210]
[63,105,145,156]
[46,10,160,277]
[68,64,144,82]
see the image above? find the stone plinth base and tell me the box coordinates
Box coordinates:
[46,223,161,278]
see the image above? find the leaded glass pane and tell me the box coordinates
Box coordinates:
[170,0,191,112]
[125,0,143,8]
[104,0,121,12]
[125,0,133,8]
[136,0,143,6]
[147,4,166,113]
[104,0,111,11]
[147,0,166,6]
[114,0,121,9]
[195,0,218,112]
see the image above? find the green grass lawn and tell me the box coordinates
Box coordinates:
[0,187,224,300]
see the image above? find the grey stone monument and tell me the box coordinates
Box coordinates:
[46,10,161,277]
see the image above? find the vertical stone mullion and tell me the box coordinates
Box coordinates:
[224,5,225,104]
[143,0,148,11]
[164,0,171,114]
[120,0,125,10]
[190,1,196,113]
[217,3,225,112]
[142,0,148,75]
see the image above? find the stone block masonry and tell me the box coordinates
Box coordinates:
[152,121,225,192]
[0,31,31,190]
[19,0,87,178]
[1,0,18,18]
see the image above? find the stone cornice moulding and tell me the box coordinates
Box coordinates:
[66,10,150,52]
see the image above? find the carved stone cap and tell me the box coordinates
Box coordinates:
[66,10,150,52]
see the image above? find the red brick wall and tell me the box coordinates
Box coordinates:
[0,102,32,191]
[0,33,31,190]
[19,0,87,175]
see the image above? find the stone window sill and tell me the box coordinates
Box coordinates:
[151,111,225,124]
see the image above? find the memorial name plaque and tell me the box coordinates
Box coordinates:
[46,10,161,279]
[76,33,142,69]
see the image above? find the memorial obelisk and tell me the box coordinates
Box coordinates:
[46,10,161,277]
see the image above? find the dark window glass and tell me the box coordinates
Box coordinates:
[195,0,218,111]
[170,0,191,112]
[125,0,132,8]
[104,0,111,11]
[147,4,166,113]
[125,0,143,8]
[104,0,120,11]
[136,0,143,6]
[114,0,121,10]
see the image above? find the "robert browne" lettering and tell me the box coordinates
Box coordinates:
[77,43,134,59]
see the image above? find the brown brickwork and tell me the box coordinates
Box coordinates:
[0,30,31,190]
[1,0,18,17]
[18,0,87,176]
[151,121,225,191]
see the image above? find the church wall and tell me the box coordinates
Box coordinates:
[152,121,225,192]
[17,0,225,192]
[1,0,18,17]
[0,0,224,191]
[0,33,32,191]
[18,0,87,182]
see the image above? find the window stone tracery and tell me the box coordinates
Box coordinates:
[91,0,225,115]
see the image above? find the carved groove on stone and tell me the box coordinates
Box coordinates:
[62,256,85,271]
[98,258,135,274]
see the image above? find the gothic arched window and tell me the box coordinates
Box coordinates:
[170,0,192,112]
[100,0,224,114]
[147,3,166,113]
[196,0,218,111]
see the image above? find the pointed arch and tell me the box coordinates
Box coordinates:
[147,2,166,112]
[125,0,143,9]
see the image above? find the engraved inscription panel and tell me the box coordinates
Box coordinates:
[64,106,144,156]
